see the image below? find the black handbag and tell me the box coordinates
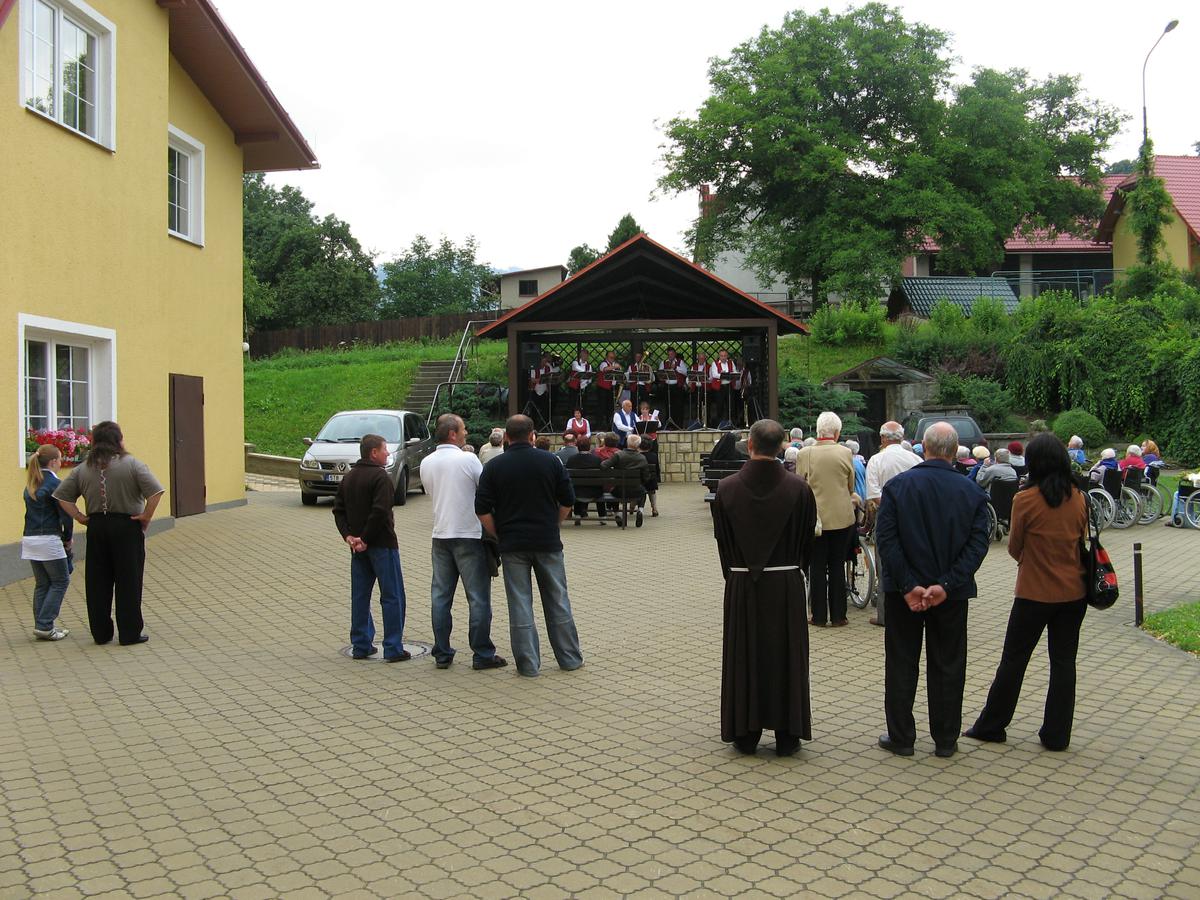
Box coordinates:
[1081,501,1119,610]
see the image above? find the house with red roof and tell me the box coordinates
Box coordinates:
[910,157,1200,297]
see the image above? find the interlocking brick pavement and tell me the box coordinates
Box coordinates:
[1,484,1198,898]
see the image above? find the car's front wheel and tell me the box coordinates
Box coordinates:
[394,468,408,506]
[301,491,317,506]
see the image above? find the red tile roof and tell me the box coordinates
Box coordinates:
[919,173,1128,255]
[1097,156,1200,244]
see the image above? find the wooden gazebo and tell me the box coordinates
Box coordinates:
[477,234,807,427]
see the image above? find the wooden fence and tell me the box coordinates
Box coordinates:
[248,312,485,358]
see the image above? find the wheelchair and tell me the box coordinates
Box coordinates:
[1088,466,1141,530]
[985,479,1019,542]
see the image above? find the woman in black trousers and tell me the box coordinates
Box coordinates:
[54,422,165,646]
[965,433,1089,751]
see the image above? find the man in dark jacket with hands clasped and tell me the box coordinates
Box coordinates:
[875,421,990,759]
[333,434,409,662]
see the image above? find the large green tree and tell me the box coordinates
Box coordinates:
[659,3,1123,303]
[243,174,380,330]
[605,213,644,251]
[378,235,494,318]
[566,243,601,275]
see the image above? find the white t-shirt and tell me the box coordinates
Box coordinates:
[21,534,66,561]
[421,444,484,539]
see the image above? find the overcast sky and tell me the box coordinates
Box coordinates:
[218,0,1195,272]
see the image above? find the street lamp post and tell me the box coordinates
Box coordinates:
[1142,19,1179,145]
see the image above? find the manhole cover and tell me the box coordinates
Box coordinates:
[339,640,432,661]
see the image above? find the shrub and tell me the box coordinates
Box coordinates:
[809,300,886,346]
[935,373,1014,433]
[777,376,865,435]
[929,299,967,335]
[1052,409,1106,450]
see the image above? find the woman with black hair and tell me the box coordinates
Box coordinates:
[965,432,1088,751]
[54,421,164,646]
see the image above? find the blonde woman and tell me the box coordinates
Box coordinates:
[22,444,73,640]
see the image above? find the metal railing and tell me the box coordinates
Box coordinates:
[446,315,499,389]
[990,268,1124,301]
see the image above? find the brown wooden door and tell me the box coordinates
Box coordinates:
[169,374,206,517]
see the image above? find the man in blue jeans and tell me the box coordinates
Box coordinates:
[333,434,408,662]
[475,415,584,677]
[421,414,507,671]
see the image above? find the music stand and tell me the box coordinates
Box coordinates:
[607,371,628,414]
[656,370,682,430]
[719,372,737,429]
[634,420,659,435]
[685,371,707,429]
[629,368,653,411]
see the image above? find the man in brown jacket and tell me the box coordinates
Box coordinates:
[333,434,409,662]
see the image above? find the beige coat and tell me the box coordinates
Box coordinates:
[795,440,857,531]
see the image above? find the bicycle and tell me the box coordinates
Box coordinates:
[846,511,877,611]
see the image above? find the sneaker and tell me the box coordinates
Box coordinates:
[472,655,508,670]
[33,627,69,641]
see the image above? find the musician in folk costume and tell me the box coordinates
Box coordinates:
[708,349,739,428]
[626,351,653,410]
[596,350,621,418]
[659,348,687,423]
[637,401,660,423]
[528,351,558,422]
[711,418,817,756]
[568,349,593,415]
[563,407,591,439]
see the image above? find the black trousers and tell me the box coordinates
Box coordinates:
[884,590,968,749]
[84,513,146,644]
[808,526,852,624]
[970,597,1087,749]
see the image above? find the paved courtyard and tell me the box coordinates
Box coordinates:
[2,481,1198,898]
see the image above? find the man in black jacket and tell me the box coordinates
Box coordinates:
[875,422,990,758]
[476,415,583,677]
[333,434,408,662]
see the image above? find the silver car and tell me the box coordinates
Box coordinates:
[299,410,434,507]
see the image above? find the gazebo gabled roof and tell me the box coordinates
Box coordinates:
[477,233,808,337]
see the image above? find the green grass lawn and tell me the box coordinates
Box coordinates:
[1142,601,1200,654]
[244,339,506,457]
[777,325,897,382]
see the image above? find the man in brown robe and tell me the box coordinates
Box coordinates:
[712,418,817,756]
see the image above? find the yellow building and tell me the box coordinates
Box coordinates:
[0,0,317,583]
[1099,156,1200,274]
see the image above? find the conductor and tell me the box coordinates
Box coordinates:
[711,418,817,756]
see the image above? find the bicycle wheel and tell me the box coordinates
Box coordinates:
[846,540,870,609]
[1137,485,1165,524]
[862,540,877,610]
[1087,489,1115,531]
[1111,486,1142,530]
[1185,492,1200,529]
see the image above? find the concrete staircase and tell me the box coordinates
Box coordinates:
[404,360,458,414]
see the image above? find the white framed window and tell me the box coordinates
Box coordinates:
[168,125,205,245]
[16,314,116,465]
[18,0,117,149]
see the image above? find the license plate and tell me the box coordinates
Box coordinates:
[324,473,343,483]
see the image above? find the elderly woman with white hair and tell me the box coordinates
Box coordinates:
[1066,436,1086,466]
[844,439,867,499]
[789,427,804,449]
[795,411,859,627]
[1118,443,1147,474]
[478,428,505,464]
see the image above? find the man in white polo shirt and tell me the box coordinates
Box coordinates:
[420,414,507,671]
[865,420,920,626]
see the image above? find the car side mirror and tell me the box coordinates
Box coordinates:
[406,437,421,446]
[302,437,314,446]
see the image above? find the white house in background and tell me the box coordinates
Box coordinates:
[498,265,567,309]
